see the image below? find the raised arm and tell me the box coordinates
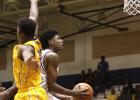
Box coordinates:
[29,0,39,22]
[29,0,39,36]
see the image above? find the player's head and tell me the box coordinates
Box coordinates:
[17,18,36,43]
[39,29,64,51]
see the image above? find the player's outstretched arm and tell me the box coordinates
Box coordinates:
[0,84,17,100]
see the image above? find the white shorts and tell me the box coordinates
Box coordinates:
[48,93,60,100]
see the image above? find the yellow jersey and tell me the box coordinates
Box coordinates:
[13,39,42,90]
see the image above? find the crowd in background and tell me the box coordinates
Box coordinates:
[80,56,139,100]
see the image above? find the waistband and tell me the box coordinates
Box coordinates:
[18,85,43,92]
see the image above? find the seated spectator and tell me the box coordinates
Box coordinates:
[81,70,87,82]
[120,80,135,100]
[107,88,118,100]
[135,85,140,100]
[87,68,94,87]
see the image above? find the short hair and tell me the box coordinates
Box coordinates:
[39,29,59,49]
[18,17,36,37]
[101,55,105,59]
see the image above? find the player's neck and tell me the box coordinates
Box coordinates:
[48,47,60,53]
[22,37,34,44]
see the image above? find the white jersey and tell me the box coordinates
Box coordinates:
[40,49,60,100]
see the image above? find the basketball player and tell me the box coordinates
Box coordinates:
[12,0,48,99]
[39,29,89,100]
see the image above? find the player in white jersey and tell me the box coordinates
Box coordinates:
[41,49,61,100]
[38,29,89,100]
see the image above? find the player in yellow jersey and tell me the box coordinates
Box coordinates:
[12,0,48,100]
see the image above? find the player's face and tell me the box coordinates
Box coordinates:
[52,35,64,51]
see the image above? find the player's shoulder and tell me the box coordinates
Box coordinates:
[17,44,34,52]
[13,44,20,49]
[47,52,58,58]
[44,51,59,61]
[43,49,57,56]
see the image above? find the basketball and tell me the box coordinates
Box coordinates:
[72,83,93,100]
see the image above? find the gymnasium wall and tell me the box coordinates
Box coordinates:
[59,22,140,75]
[0,47,7,70]
[0,45,13,82]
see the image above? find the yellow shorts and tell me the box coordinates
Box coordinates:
[14,86,48,100]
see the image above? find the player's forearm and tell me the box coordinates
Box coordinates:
[0,86,5,92]
[48,83,74,96]
[51,92,72,100]
[29,0,39,23]
[5,84,17,98]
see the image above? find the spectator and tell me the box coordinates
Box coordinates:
[87,68,94,87]
[107,88,118,100]
[87,68,93,78]
[120,80,135,100]
[81,70,87,82]
[135,85,140,100]
[97,55,109,73]
[97,55,109,87]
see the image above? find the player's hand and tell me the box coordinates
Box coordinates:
[0,91,9,100]
[72,88,89,97]
[0,86,5,92]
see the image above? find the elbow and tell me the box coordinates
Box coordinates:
[47,79,53,91]
[47,81,56,92]
[48,83,53,92]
